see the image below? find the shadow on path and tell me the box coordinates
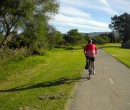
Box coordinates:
[0,76,88,93]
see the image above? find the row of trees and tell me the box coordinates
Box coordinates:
[62,29,120,45]
[0,0,129,56]
[91,33,121,44]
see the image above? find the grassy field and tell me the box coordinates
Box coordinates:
[1,43,129,110]
[99,43,130,68]
[0,47,85,110]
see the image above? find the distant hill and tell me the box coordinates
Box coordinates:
[81,32,111,37]
[88,32,111,37]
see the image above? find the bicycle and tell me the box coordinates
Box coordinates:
[87,58,93,79]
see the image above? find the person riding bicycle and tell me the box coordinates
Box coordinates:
[84,39,97,74]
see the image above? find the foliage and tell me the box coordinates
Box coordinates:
[64,29,86,45]
[92,34,109,44]
[0,48,28,64]
[108,33,120,43]
[0,0,59,55]
[0,0,35,47]
[90,32,121,45]
[0,33,3,44]
[85,34,91,41]
[47,27,64,49]
[109,13,130,43]
[121,40,130,48]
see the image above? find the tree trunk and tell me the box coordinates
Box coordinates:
[0,33,13,49]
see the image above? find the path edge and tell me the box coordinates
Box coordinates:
[65,70,85,110]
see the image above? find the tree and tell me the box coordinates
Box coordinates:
[92,34,111,45]
[0,0,34,48]
[0,0,59,49]
[47,26,63,49]
[109,13,130,43]
[64,29,83,45]
[0,33,3,44]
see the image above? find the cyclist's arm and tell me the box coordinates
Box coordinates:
[93,44,97,54]
[84,46,87,56]
[95,46,97,54]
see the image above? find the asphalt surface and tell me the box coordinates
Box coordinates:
[68,49,130,110]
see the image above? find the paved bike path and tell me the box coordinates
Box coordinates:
[68,49,130,110]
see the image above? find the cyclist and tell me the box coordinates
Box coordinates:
[84,39,97,74]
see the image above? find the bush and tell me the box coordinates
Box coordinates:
[0,48,29,64]
[92,35,110,44]
[121,40,130,48]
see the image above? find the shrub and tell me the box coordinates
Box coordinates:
[121,40,130,48]
[0,48,29,64]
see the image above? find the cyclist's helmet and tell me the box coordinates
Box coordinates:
[88,39,92,44]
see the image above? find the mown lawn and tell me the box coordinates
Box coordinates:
[0,47,85,110]
[99,43,130,68]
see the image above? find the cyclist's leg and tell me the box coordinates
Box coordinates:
[91,61,95,74]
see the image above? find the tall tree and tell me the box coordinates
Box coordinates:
[109,13,130,43]
[0,0,59,48]
[0,0,34,48]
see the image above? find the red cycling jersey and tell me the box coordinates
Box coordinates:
[84,43,97,57]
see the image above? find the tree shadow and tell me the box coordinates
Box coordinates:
[0,76,88,92]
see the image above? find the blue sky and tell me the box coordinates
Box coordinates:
[50,0,130,34]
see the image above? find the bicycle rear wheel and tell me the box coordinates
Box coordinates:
[88,59,92,79]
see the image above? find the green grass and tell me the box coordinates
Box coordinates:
[99,43,130,68]
[0,47,85,110]
[0,56,47,81]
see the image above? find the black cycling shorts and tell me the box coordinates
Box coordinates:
[86,56,95,62]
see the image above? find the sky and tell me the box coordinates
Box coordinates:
[50,0,130,34]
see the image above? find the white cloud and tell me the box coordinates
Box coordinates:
[51,14,110,33]
[110,0,130,14]
[113,0,130,7]
[60,6,91,19]
[98,0,110,7]
[60,0,117,15]
[51,0,130,33]
[60,0,87,7]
